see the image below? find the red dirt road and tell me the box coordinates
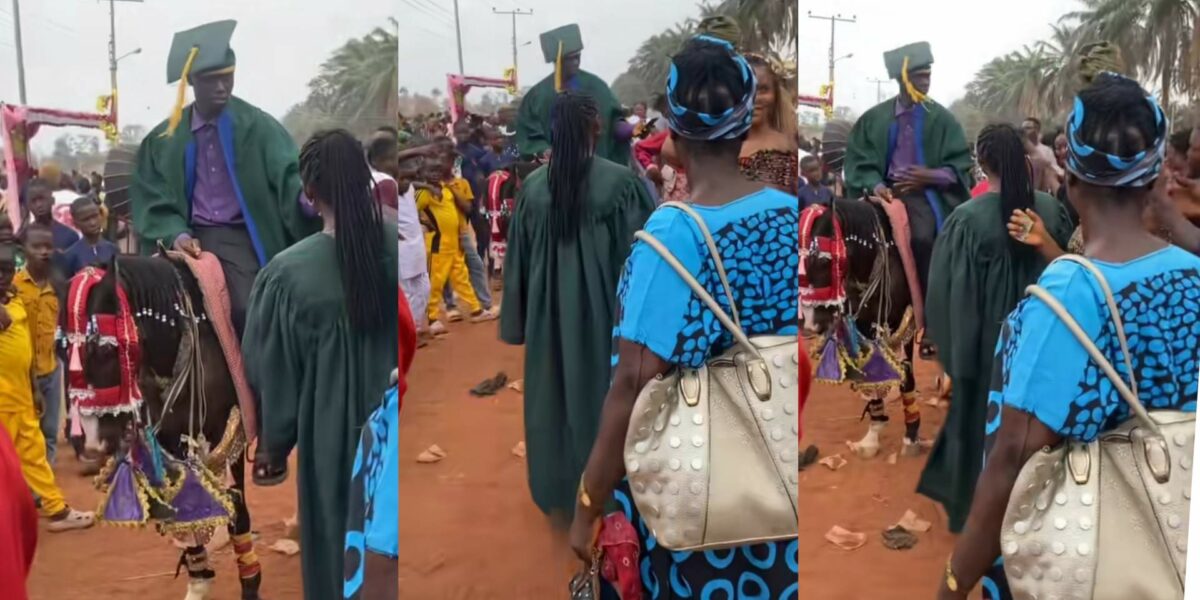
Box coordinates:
[398,320,964,598]
[799,358,962,599]
[28,452,304,599]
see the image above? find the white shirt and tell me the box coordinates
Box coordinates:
[391,179,428,280]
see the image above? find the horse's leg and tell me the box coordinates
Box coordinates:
[179,545,214,600]
[851,394,888,459]
[228,452,263,600]
[900,340,933,456]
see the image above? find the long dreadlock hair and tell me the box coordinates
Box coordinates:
[548,91,598,240]
[976,123,1036,257]
[299,129,386,331]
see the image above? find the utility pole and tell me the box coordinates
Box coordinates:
[807,12,856,91]
[868,77,889,103]
[10,0,25,103]
[452,0,464,74]
[492,7,532,82]
[106,0,143,133]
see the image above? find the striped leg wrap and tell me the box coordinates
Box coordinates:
[232,533,262,579]
[861,397,888,423]
[902,392,921,440]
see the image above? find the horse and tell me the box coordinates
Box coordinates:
[72,255,262,600]
[800,197,928,459]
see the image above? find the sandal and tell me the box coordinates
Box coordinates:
[251,445,288,487]
[47,508,95,532]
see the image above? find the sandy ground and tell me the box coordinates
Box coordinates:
[799,358,964,599]
[27,450,304,599]
[398,316,965,598]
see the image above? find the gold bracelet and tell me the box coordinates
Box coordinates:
[577,473,593,509]
[945,557,959,592]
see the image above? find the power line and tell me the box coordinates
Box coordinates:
[413,0,451,17]
[399,0,453,29]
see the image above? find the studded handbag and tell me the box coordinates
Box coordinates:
[623,201,799,551]
[1001,255,1191,600]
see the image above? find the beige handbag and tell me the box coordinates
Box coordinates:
[1002,255,1192,600]
[623,201,799,551]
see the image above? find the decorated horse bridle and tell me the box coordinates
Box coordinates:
[65,266,143,418]
[799,204,847,308]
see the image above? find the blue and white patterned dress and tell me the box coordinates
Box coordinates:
[343,385,399,599]
[606,189,799,600]
[981,246,1200,599]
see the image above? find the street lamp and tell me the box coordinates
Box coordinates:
[834,53,853,64]
[116,47,141,63]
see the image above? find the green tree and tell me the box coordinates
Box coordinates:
[308,27,398,130]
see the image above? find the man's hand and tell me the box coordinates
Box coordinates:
[173,235,202,258]
[33,387,45,418]
[646,165,664,186]
[412,182,439,194]
[871,183,894,203]
[0,303,10,331]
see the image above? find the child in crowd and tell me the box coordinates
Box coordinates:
[434,138,497,322]
[61,198,116,279]
[798,155,833,207]
[395,153,432,343]
[13,223,64,465]
[0,242,94,533]
[413,158,495,333]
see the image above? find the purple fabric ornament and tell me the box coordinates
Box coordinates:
[860,341,902,386]
[101,460,147,524]
[169,467,230,525]
[815,337,844,382]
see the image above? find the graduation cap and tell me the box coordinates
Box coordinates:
[162,20,238,137]
[883,42,933,80]
[539,24,583,92]
[884,42,933,104]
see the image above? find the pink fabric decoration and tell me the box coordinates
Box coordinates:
[878,199,925,331]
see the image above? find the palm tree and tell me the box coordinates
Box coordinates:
[965,45,1056,121]
[1066,0,1198,106]
[630,23,698,88]
[1038,23,1084,115]
[310,27,398,128]
[719,0,797,58]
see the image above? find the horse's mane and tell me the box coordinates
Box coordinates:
[812,197,895,249]
[103,256,204,368]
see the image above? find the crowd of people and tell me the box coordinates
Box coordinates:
[801,38,1199,600]
[0,19,402,600]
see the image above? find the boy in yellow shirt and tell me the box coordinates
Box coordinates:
[13,223,63,464]
[0,242,94,532]
[413,160,492,329]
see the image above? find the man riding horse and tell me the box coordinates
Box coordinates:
[121,19,318,598]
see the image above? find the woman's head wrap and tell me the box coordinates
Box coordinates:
[664,35,757,141]
[1065,73,1166,188]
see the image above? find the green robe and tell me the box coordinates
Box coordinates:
[499,157,654,517]
[243,225,398,599]
[515,71,631,166]
[130,96,319,263]
[843,98,974,217]
[919,191,1072,532]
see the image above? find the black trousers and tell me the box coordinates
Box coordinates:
[898,192,937,298]
[194,226,260,339]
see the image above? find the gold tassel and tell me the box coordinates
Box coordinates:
[901,56,927,105]
[554,41,564,93]
[163,46,200,138]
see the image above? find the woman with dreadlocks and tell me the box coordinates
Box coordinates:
[568,35,798,597]
[919,123,1073,534]
[938,74,1200,600]
[242,129,398,600]
[499,91,654,519]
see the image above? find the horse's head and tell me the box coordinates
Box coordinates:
[72,259,135,457]
[800,198,888,336]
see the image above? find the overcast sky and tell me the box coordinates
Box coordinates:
[0,0,392,155]
[396,0,696,102]
[798,0,1080,116]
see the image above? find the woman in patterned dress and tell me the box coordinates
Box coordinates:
[568,35,799,599]
[738,54,799,193]
[937,74,1200,600]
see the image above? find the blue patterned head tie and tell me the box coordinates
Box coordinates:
[664,34,758,141]
[1065,75,1167,188]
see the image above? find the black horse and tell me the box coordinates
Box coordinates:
[79,255,261,600]
[802,197,927,459]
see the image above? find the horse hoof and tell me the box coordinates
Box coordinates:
[901,438,932,457]
[185,578,213,600]
[847,440,880,459]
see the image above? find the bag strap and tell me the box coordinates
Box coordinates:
[658,201,742,330]
[1024,254,1160,435]
[634,229,764,361]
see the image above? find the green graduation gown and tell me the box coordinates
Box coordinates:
[843,98,974,216]
[919,191,1072,532]
[499,157,654,517]
[130,96,319,263]
[515,71,631,166]
[242,225,398,599]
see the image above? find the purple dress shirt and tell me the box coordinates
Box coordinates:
[886,100,956,190]
[175,110,315,247]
